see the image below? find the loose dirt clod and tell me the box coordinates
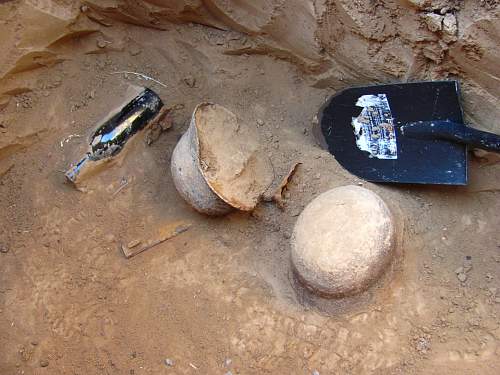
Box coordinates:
[164,358,174,367]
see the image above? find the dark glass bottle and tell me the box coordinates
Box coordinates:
[66,88,163,182]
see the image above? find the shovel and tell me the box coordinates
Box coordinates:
[314,80,500,185]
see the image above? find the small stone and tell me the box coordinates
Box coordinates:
[164,358,174,367]
[96,38,107,49]
[256,119,264,126]
[312,371,320,375]
[183,76,196,88]
[415,337,431,353]
[224,358,232,367]
[31,341,38,346]
[457,273,467,282]
[80,4,89,12]
[443,13,458,38]
[408,0,429,9]
[0,243,8,253]
[422,13,443,32]
[40,359,49,367]
[454,266,464,274]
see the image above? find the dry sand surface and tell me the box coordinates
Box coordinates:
[1,1,500,374]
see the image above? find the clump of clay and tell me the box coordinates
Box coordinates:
[171,103,273,215]
[291,185,395,298]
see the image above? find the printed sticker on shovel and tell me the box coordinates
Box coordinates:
[351,94,398,160]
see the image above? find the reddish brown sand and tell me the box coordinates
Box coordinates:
[1,1,500,374]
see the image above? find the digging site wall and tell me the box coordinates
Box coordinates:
[1,0,499,132]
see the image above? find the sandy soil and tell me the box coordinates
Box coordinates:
[1,2,500,375]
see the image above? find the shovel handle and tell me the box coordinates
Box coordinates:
[401,120,500,153]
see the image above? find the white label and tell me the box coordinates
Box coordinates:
[352,94,397,159]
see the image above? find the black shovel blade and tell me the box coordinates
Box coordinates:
[316,80,467,185]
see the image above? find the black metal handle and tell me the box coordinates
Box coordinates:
[401,120,500,153]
